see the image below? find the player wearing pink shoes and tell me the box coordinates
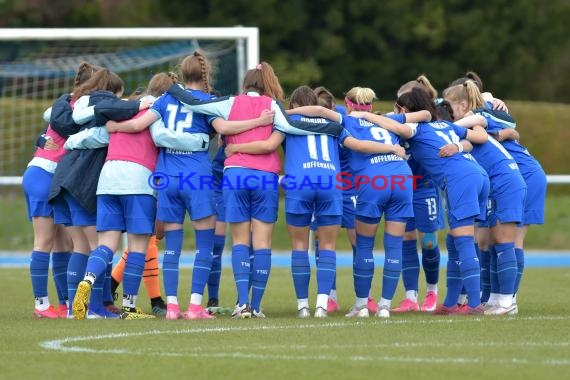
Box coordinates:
[24,62,100,318]
[391,76,444,314]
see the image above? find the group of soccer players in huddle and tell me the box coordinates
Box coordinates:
[23,52,546,320]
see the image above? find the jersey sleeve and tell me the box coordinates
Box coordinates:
[451,123,468,139]
[50,94,82,137]
[64,127,110,150]
[386,113,406,123]
[166,83,234,119]
[273,101,342,136]
[72,96,94,125]
[338,128,352,146]
[473,108,516,133]
[43,107,52,123]
[150,119,210,151]
[94,98,141,126]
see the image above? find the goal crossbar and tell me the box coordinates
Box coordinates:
[0,27,259,71]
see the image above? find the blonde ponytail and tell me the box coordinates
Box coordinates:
[464,80,485,109]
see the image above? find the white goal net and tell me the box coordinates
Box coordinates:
[0,27,258,251]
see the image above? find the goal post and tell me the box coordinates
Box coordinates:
[0,27,258,251]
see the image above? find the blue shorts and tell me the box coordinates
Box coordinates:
[97,194,156,234]
[222,168,279,223]
[22,166,53,220]
[445,172,489,230]
[51,194,72,226]
[341,192,357,229]
[405,183,445,233]
[484,173,527,227]
[62,190,96,227]
[157,174,215,223]
[356,183,413,224]
[286,213,341,227]
[477,198,494,228]
[285,182,342,217]
[213,189,225,223]
[521,168,547,225]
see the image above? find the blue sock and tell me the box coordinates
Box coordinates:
[354,234,375,299]
[489,246,500,294]
[514,248,525,294]
[191,229,215,297]
[208,234,225,300]
[454,236,481,308]
[85,245,113,281]
[422,245,440,286]
[291,250,310,299]
[30,251,50,298]
[316,249,336,296]
[89,269,105,311]
[123,251,145,296]
[443,235,462,307]
[322,240,337,291]
[401,239,419,292]
[103,259,113,304]
[248,243,255,293]
[232,244,251,306]
[474,243,481,263]
[250,248,271,312]
[495,242,517,295]
[351,244,357,283]
[51,252,71,304]
[382,233,403,301]
[480,249,491,302]
[331,273,337,291]
[67,252,89,313]
[162,229,183,297]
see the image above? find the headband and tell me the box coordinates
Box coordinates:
[345,96,372,112]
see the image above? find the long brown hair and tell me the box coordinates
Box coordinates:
[179,51,211,93]
[71,69,124,101]
[73,61,102,89]
[241,61,284,101]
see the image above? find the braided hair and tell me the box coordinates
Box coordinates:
[180,51,211,93]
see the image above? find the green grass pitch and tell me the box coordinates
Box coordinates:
[0,266,569,380]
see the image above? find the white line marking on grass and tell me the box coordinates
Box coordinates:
[39,318,570,366]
